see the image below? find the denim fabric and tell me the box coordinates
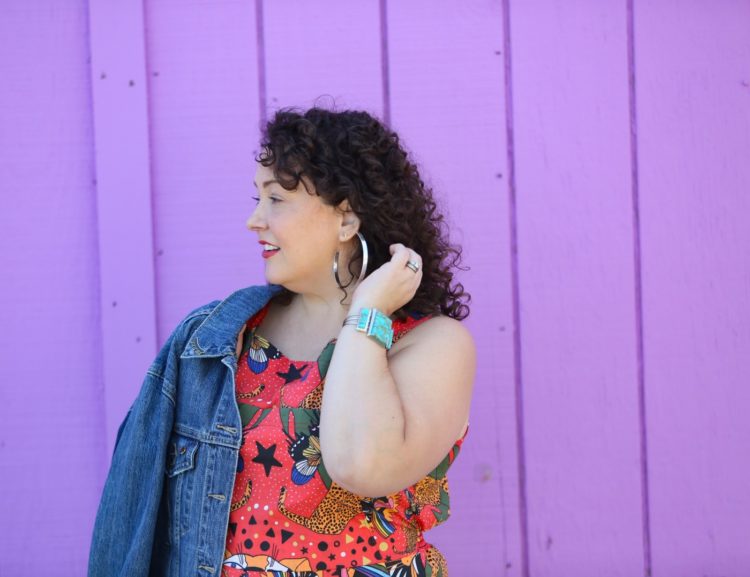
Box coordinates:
[88,284,285,577]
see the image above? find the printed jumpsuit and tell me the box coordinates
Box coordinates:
[222,302,468,577]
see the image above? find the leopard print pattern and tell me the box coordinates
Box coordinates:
[413,476,444,508]
[236,382,265,400]
[230,479,253,512]
[425,546,449,577]
[277,483,361,535]
[392,518,421,555]
[300,381,323,409]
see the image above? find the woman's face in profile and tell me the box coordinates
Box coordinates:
[247,163,344,292]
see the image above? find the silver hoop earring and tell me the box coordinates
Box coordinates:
[333,231,369,290]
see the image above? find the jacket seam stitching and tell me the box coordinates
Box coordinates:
[159,376,176,405]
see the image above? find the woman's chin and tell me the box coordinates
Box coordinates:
[263,270,281,285]
[263,269,291,290]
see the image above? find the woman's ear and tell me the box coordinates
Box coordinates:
[337,200,360,241]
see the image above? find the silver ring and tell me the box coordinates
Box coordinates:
[406,260,420,273]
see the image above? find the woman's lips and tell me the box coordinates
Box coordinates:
[260,240,280,259]
[262,247,280,259]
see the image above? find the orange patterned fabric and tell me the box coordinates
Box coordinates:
[222,302,468,577]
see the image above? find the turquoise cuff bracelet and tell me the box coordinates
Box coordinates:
[343,307,394,350]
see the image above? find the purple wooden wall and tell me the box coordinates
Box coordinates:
[1,1,749,575]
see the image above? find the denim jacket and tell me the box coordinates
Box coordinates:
[88,283,285,577]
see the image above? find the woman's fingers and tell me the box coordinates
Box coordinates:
[389,245,423,283]
[390,243,420,266]
[353,244,422,314]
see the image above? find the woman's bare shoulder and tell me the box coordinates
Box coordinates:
[391,313,474,357]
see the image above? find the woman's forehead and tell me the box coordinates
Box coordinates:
[253,163,311,193]
[253,163,276,184]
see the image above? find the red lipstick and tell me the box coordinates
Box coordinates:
[259,240,280,259]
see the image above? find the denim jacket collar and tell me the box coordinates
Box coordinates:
[180,283,285,359]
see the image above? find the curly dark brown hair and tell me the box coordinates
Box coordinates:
[255,106,470,321]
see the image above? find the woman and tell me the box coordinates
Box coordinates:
[88,107,475,577]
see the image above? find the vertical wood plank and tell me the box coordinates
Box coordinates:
[0,1,103,572]
[263,0,383,116]
[510,1,644,575]
[144,0,266,339]
[635,1,750,575]
[87,0,157,456]
[388,1,520,573]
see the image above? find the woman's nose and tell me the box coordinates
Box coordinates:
[246,204,266,231]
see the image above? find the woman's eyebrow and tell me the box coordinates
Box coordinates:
[252,179,280,189]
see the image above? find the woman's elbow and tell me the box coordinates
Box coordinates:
[324,457,407,498]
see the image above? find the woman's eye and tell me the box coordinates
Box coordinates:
[251,196,280,204]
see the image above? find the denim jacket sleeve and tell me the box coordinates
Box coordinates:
[88,301,220,577]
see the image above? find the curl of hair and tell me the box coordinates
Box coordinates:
[255,106,471,321]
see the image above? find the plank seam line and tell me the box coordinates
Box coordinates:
[84,0,109,490]
[256,0,268,128]
[141,1,160,352]
[626,1,653,575]
[501,0,530,575]
[379,0,391,125]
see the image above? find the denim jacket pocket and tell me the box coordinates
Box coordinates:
[165,431,200,543]
[166,431,199,477]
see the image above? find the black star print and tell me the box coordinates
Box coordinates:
[301,546,308,554]
[252,441,282,476]
[277,363,309,384]
[328,553,336,561]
